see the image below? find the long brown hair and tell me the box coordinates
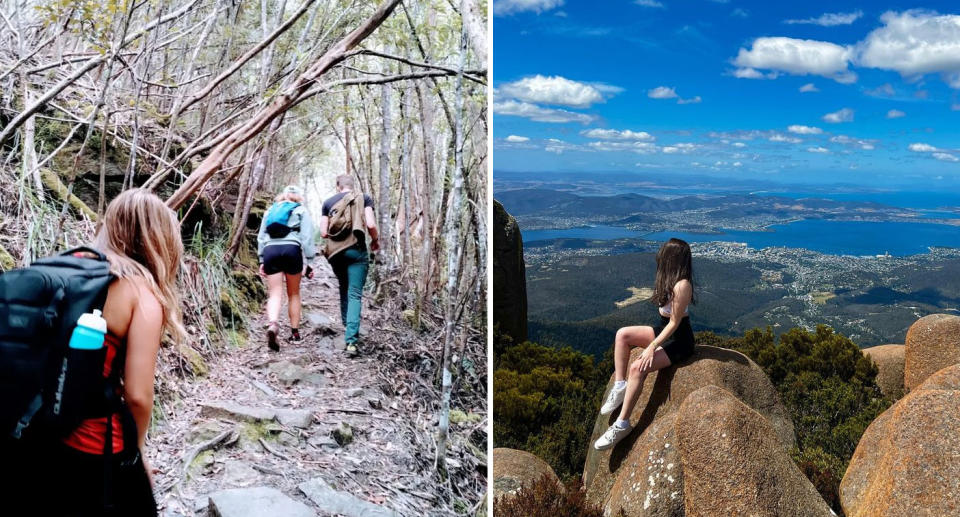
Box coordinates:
[93,189,186,342]
[650,238,695,307]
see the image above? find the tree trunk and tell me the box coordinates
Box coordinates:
[436,13,468,478]
[378,82,393,269]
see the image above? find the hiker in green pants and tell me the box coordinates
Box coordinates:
[320,175,379,357]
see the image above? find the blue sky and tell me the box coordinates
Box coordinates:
[492,1,960,186]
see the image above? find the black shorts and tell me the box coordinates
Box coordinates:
[262,244,303,275]
[653,315,695,364]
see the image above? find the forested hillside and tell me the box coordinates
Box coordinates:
[0,0,488,514]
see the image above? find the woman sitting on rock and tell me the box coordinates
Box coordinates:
[594,238,697,450]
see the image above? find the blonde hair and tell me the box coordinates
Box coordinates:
[275,191,304,203]
[93,189,186,342]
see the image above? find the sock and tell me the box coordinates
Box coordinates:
[614,380,627,390]
[615,419,631,429]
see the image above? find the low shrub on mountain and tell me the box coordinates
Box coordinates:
[725,325,892,515]
[494,332,609,480]
[493,475,606,517]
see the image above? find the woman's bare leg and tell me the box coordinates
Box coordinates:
[614,326,656,382]
[617,347,673,422]
[285,273,302,328]
[265,272,285,324]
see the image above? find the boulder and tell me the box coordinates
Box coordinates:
[583,345,794,514]
[208,487,315,517]
[904,314,960,390]
[200,401,275,423]
[298,478,399,517]
[276,408,314,428]
[677,386,833,517]
[840,363,960,517]
[862,344,905,398]
[493,200,527,343]
[492,448,559,500]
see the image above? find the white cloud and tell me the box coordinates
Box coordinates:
[769,133,803,144]
[505,135,530,142]
[661,143,699,154]
[732,142,747,148]
[733,161,743,167]
[785,10,863,27]
[634,0,664,7]
[588,141,659,154]
[581,128,655,141]
[493,0,563,16]
[731,8,749,19]
[544,138,585,154]
[886,109,906,119]
[799,83,819,92]
[822,107,854,123]
[830,135,877,150]
[808,146,830,153]
[499,75,614,108]
[493,100,595,124]
[648,86,678,99]
[733,37,856,83]
[952,103,960,111]
[866,83,896,96]
[733,67,775,79]
[909,142,940,152]
[788,124,823,135]
[677,96,702,104]
[858,11,960,88]
[934,152,960,162]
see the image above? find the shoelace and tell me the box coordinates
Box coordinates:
[603,426,622,440]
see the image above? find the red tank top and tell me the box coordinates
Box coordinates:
[62,332,125,455]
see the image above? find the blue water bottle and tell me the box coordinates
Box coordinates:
[68,309,107,349]
[54,310,108,428]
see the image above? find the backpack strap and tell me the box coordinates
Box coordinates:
[61,247,108,262]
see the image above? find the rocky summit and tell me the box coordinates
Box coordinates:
[493,200,528,343]
[841,363,960,517]
[677,386,833,517]
[492,447,559,501]
[583,345,794,516]
[862,344,905,398]
[904,313,960,391]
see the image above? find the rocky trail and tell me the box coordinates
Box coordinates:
[149,262,487,517]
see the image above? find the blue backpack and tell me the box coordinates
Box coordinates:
[264,201,301,238]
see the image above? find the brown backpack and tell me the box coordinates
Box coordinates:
[324,191,366,258]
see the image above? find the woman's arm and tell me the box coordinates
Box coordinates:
[123,283,164,451]
[638,280,692,367]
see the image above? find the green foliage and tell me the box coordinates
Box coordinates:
[493,332,609,480]
[725,325,892,515]
[493,475,606,517]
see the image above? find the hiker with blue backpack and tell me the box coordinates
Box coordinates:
[1,189,184,515]
[320,174,380,358]
[258,185,316,351]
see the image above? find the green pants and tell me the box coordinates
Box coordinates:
[329,246,369,344]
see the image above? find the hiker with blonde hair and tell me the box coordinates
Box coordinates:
[258,185,316,351]
[2,188,185,515]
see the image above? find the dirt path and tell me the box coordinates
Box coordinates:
[150,260,486,516]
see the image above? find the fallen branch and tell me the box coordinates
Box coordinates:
[39,168,97,221]
[165,0,403,210]
[180,426,237,477]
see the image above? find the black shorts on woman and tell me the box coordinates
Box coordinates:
[262,243,303,275]
[653,315,695,364]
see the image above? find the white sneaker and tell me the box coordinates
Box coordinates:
[594,423,631,450]
[600,384,626,415]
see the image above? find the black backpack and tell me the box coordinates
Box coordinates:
[0,247,126,441]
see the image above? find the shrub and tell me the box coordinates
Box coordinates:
[493,475,605,517]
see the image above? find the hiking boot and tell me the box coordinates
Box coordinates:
[600,383,626,415]
[594,422,632,450]
[345,342,360,358]
[266,323,280,352]
[290,328,302,343]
